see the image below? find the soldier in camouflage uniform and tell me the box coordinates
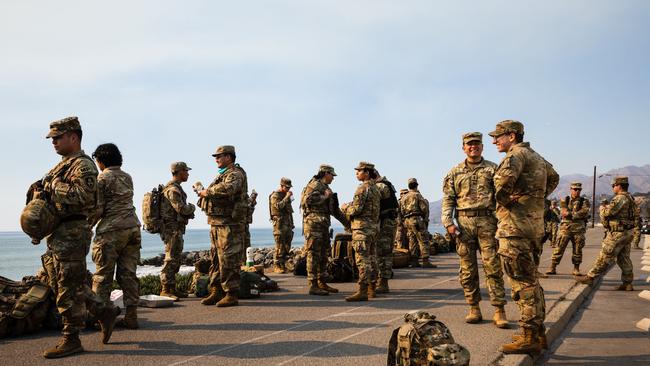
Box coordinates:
[489,120,559,354]
[242,189,258,262]
[342,162,381,302]
[631,202,642,249]
[374,171,399,294]
[400,178,435,268]
[549,200,561,246]
[39,117,117,358]
[576,176,638,291]
[441,132,508,328]
[300,164,349,296]
[546,182,590,276]
[198,146,248,307]
[90,143,142,329]
[159,162,196,301]
[394,189,410,250]
[269,177,294,273]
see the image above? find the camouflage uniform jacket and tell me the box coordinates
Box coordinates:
[44,150,98,220]
[203,164,248,226]
[600,192,638,232]
[269,191,294,233]
[301,178,348,230]
[400,190,430,220]
[559,196,590,232]
[161,181,194,232]
[441,158,497,228]
[343,180,381,232]
[494,142,559,239]
[92,166,140,234]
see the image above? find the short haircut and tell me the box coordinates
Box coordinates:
[92,143,123,167]
[367,169,378,179]
[408,182,418,190]
[69,129,82,142]
[620,183,629,191]
[514,132,524,143]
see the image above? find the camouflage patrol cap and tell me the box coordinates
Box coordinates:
[46,116,81,138]
[570,182,582,190]
[612,176,628,185]
[354,161,375,171]
[212,145,236,157]
[171,161,191,173]
[462,132,482,144]
[408,177,418,185]
[280,177,292,187]
[319,164,337,176]
[488,120,524,137]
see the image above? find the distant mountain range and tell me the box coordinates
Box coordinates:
[429,164,650,224]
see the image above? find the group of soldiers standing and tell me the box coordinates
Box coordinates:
[22,116,642,359]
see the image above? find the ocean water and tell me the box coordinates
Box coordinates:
[0,225,444,280]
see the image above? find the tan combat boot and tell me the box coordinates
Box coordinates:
[216,292,239,307]
[43,333,84,359]
[572,265,582,276]
[119,305,139,329]
[274,264,284,274]
[511,327,548,349]
[172,283,188,299]
[200,286,224,305]
[318,280,339,293]
[614,283,634,291]
[375,278,390,294]
[367,282,377,299]
[465,305,482,324]
[501,328,542,354]
[575,275,594,285]
[345,282,368,302]
[98,304,118,344]
[160,284,179,301]
[493,306,509,329]
[421,258,436,268]
[545,263,557,275]
[309,280,329,296]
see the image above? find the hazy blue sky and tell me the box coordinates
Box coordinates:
[1,1,649,231]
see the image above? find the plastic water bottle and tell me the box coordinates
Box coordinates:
[246,247,255,267]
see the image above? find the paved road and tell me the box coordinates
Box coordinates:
[539,235,650,366]
[0,228,616,365]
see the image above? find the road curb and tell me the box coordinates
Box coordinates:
[489,276,601,366]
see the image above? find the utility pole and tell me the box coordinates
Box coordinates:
[592,165,596,228]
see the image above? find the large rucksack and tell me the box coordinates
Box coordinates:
[327,233,355,282]
[142,184,164,233]
[387,311,470,366]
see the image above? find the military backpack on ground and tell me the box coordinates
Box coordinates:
[388,311,470,366]
[142,184,165,233]
[0,276,52,338]
[238,271,262,299]
[327,233,356,282]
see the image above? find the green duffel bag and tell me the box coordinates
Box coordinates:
[239,271,262,299]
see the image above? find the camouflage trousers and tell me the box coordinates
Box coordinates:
[394,222,409,249]
[351,229,377,285]
[404,216,430,259]
[498,237,546,333]
[377,218,397,279]
[92,226,141,307]
[208,224,244,293]
[160,229,185,287]
[587,230,634,283]
[552,226,586,266]
[46,220,105,336]
[632,227,641,248]
[273,228,294,266]
[304,225,331,282]
[456,215,506,307]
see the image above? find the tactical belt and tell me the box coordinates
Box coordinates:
[457,209,492,217]
[402,213,422,219]
[60,214,87,223]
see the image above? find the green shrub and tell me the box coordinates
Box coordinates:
[112,272,194,295]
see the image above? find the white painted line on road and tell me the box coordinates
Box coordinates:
[639,290,650,301]
[166,276,458,366]
[636,318,650,332]
[276,278,462,366]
